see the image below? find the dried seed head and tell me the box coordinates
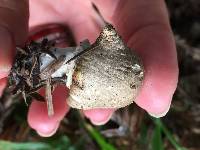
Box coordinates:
[68,24,144,109]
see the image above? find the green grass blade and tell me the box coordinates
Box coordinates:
[151,123,164,150]
[85,124,117,150]
[153,118,187,150]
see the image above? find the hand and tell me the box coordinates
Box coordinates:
[0,0,178,137]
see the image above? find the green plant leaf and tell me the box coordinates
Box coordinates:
[41,135,82,150]
[152,118,188,150]
[85,124,117,150]
[151,123,164,150]
[0,135,83,150]
[42,135,71,150]
[0,140,51,150]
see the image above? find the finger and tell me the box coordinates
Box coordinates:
[28,85,69,137]
[92,0,178,117]
[28,0,114,124]
[130,27,178,117]
[29,0,101,43]
[0,0,29,95]
[83,109,114,125]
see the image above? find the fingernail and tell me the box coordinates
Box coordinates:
[36,122,59,137]
[148,102,171,118]
[0,27,14,78]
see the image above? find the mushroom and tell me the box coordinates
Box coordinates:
[68,24,144,109]
[7,23,144,116]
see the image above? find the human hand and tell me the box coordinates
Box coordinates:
[0,0,178,137]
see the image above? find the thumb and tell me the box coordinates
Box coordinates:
[0,0,29,96]
[91,0,178,117]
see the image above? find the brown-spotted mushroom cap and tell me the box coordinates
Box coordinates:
[68,24,144,109]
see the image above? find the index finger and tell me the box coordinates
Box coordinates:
[0,0,29,96]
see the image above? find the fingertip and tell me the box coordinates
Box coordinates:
[126,20,178,117]
[83,108,114,125]
[136,94,172,118]
[28,85,69,136]
[148,101,171,118]
[135,63,178,117]
[36,121,60,137]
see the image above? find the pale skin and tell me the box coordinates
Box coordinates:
[0,0,178,137]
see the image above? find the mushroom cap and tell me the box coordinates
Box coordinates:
[68,24,144,109]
